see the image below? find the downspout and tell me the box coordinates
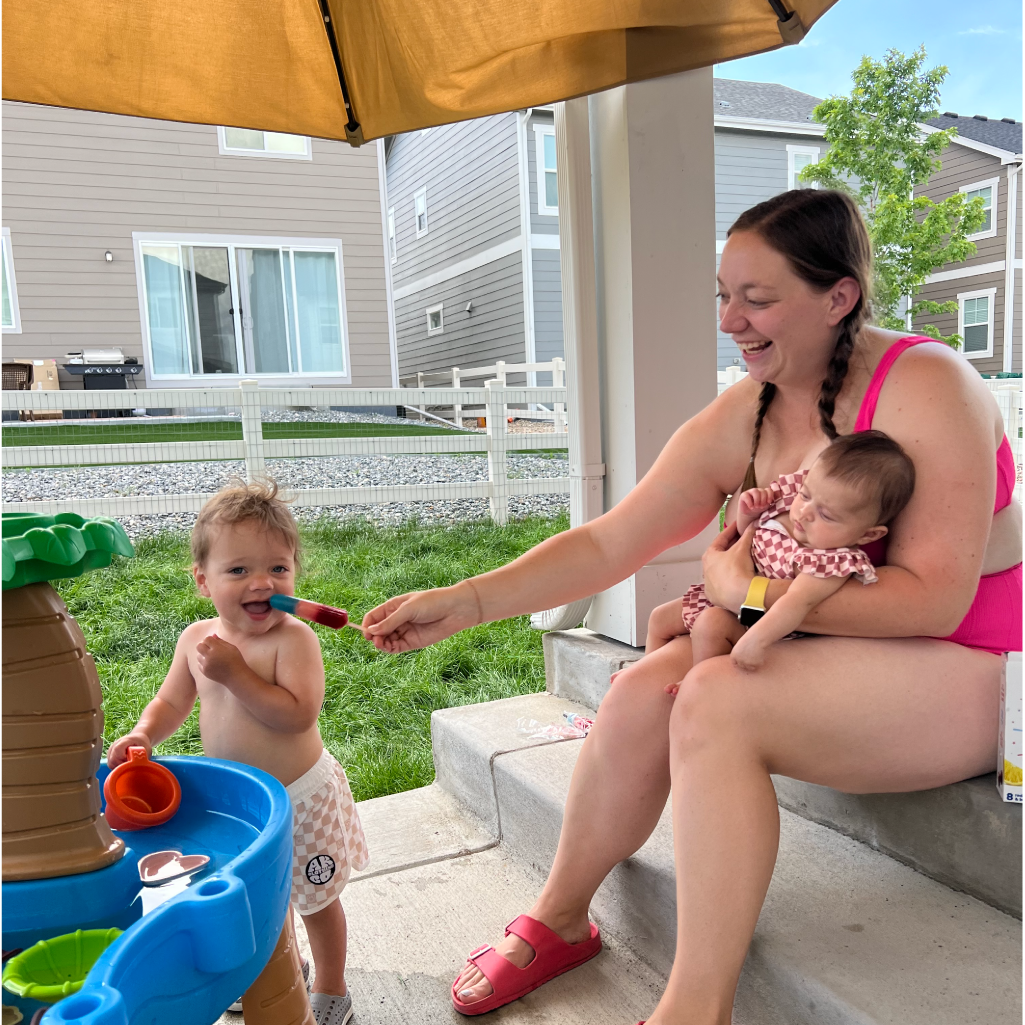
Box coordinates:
[376,139,400,387]
[1002,160,1020,374]
[516,110,537,377]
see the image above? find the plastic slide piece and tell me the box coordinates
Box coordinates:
[1,514,134,592]
[137,851,210,887]
[2,931,122,1004]
[240,918,315,1025]
[102,749,181,832]
[268,594,349,629]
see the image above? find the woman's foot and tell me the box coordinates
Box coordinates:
[452,908,592,1005]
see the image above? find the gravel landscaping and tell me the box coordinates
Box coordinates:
[2,452,570,537]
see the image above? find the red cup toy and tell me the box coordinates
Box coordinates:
[103,747,181,831]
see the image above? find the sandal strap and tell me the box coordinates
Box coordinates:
[504,914,579,958]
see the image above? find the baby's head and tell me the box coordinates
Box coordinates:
[191,479,301,631]
[790,431,915,550]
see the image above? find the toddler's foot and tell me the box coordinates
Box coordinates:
[310,990,352,1025]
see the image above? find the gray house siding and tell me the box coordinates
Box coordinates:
[394,252,525,378]
[531,247,563,384]
[2,100,393,388]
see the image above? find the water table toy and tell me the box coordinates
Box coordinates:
[268,593,352,630]
[2,930,122,1005]
[102,748,181,832]
[137,851,210,887]
[1,512,309,1025]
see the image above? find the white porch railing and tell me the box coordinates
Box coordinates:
[1,380,570,525]
[718,369,1023,501]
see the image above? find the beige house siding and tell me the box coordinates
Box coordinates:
[913,141,1022,375]
[1,101,393,389]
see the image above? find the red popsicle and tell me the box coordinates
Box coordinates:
[268,593,349,629]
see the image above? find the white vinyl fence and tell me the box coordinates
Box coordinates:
[719,368,1023,501]
[1,378,570,525]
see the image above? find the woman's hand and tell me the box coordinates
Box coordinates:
[701,522,757,614]
[362,582,482,653]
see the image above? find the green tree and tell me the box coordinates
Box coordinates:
[801,47,987,347]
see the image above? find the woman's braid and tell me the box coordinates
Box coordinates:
[816,318,857,440]
[750,382,777,463]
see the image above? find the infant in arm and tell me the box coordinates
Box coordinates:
[648,431,915,671]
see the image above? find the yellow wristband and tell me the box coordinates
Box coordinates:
[743,575,769,611]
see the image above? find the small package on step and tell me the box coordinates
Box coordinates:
[997,652,1022,804]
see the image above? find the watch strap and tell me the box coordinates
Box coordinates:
[743,575,769,611]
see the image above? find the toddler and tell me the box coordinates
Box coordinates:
[647,430,915,672]
[108,481,367,1025]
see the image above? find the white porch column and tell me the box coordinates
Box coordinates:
[584,69,719,647]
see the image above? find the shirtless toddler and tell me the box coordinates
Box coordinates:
[108,481,366,1025]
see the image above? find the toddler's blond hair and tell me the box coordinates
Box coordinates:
[191,478,301,572]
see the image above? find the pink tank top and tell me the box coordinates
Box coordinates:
[855,336,1021,654]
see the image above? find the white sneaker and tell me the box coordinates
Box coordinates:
[310,991,353,1025]
[227,958,310,1013]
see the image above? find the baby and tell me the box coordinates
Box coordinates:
[108,481,367,1025]
[647,430,915,672]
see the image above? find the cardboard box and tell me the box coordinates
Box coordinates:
[13,358,60,390]
[998,652,1022,804]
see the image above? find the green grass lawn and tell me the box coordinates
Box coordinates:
[57,514,567,801]
[2,420,466,447]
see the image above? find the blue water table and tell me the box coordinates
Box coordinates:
[1,514,296,1025]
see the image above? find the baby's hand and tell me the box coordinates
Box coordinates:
[730,634,766,672]
[106,730,152,768]
[738,486,774,520]
[196,633,248,684]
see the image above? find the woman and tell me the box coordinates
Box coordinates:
[363,190,1022,1024]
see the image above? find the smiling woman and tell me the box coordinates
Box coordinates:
[358,189,1021,1022]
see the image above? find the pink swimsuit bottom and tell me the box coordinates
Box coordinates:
[857,336,1021,655]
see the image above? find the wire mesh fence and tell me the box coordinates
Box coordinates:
[1,379,571,529]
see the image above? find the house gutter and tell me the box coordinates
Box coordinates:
[516,110,537,379]
[1002,159,1021,373]
[376,139,400,387]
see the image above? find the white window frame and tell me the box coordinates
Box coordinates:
[533,125,558,217]
[388,207,397,265]
[787,145,820,191]
[414,187,429,238]
[426,303,444,336]
[957,286,997,360]
[960,177,1000,241]
[2,227,23,334]
[216,126,311,161]
[131,231,351,387]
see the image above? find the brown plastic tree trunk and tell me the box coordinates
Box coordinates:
[241,917,315,1025]
[2,582,124,881]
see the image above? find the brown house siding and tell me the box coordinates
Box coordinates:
[1,101,393,389]
[913,140,1022,375]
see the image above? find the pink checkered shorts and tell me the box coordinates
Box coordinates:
[286,749,369,916]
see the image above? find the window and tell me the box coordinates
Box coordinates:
[2,228,22,333]
[534,125,558,216]
[426,303,444,335]
[388,207,397,264]
[414,188,429,238]
[960,178,1000,240]
[957,287,997,359]
[787,145,820,191]
[134,234,349,380]
[217,126,311,160]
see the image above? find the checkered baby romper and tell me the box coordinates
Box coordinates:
[287,748,369,915]
[680,470,878,631]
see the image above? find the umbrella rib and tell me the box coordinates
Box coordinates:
[315,0,361,141]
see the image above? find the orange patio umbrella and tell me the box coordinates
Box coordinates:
[3,0,837,145]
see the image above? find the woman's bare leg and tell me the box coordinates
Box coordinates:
[453,635,694,1003]
[650,636,1002,1025]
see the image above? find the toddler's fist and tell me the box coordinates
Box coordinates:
[107,731,152,769]
[196,633,248,684]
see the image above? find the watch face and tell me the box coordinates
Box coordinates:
[738,606,766,628]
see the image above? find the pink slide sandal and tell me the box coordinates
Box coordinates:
[451,914,602,1015]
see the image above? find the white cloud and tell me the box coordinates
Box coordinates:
[959,25,1006,35]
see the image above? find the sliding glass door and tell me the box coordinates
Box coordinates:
[139,238,347,379]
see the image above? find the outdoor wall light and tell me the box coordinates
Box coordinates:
[465,301,473,314]
[104,251,113,262]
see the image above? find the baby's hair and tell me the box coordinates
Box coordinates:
[815,431,915,525]
[191,477,301,572]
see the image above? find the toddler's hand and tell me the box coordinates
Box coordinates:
[738,486,774,520]
[196,633,248,684]
[107,731,152,769]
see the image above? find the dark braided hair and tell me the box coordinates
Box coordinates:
[730,190,873,487]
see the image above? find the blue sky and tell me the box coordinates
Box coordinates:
[716,0,1023,121]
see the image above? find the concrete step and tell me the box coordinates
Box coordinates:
[432,693,1022,1025]
[544,628,1023,917]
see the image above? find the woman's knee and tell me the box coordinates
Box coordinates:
[668,657,752,752]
